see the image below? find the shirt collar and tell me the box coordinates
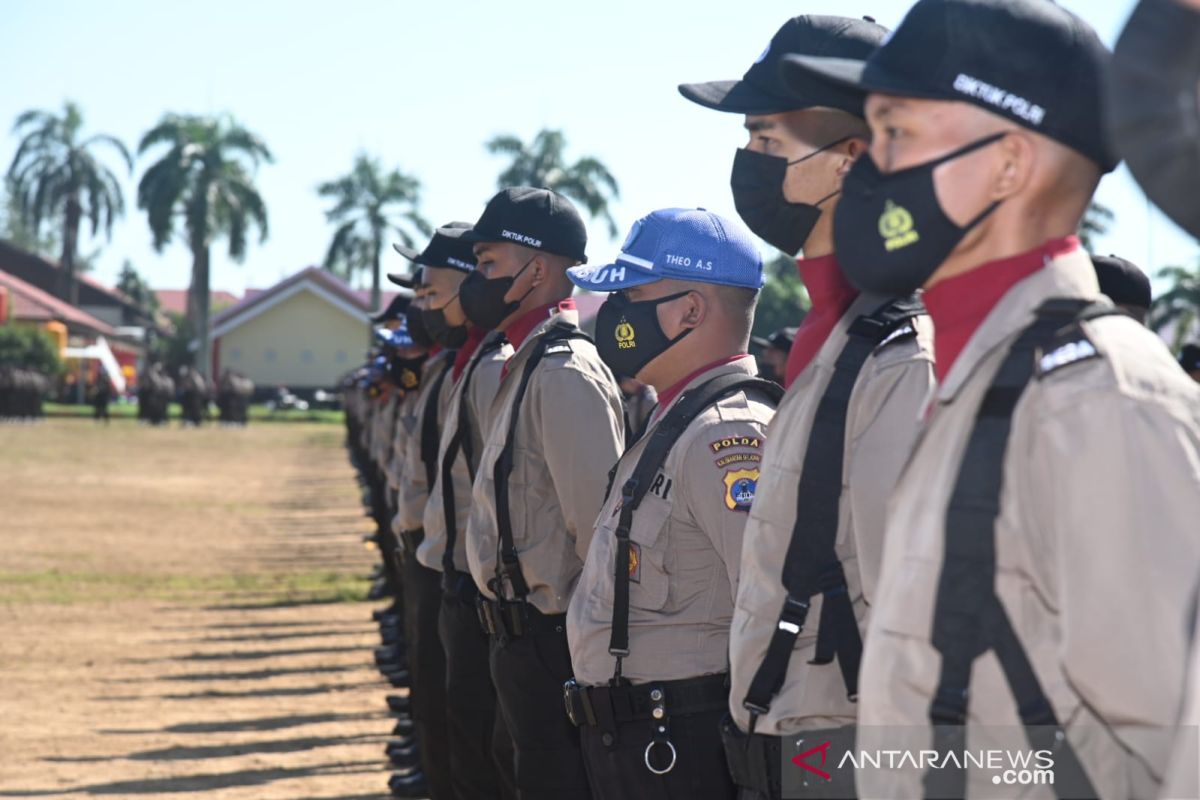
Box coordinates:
[506,298,577,353]
[931,237,1099,402]
[797,252,858,311]
[651,354,754,423]
[452,325,488,382]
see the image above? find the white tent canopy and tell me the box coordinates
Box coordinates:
[64,336,127,394]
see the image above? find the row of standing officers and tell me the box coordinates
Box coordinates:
[345,1,1200,798]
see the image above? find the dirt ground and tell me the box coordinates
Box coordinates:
[0,417,400,799]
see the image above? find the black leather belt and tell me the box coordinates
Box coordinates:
[441,568,478,604]
[476,596,564,640]
[564,673,729,728]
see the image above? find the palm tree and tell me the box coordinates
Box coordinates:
[1149,262,1200,351]
[486,129,620,237]
[318,153,430,312]
[6,101,131,305]
[1078,200,1115,254]
[137,113,271,380]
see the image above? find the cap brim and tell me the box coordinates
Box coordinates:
[566,262,660,291]
[780,54,871,94]
[386,272,417,289]
[438,225,497,246]
[782,53,964,104]
[392,242,422,262]
[678,79,806,114]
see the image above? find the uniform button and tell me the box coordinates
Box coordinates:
[650,689,663,701]
[602,733,614,746]
[652,707,665,720]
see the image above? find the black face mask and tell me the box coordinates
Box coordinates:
[730,139,846,256]
[833,133,1007,296]
[388,353,426,392]
[458,257,535,331]
[405,305,434,349]
[421,302,469,349]
[595,290,693,379]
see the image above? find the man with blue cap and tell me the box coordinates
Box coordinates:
[563,208,782,800]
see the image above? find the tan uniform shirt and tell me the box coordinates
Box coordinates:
[370,393,396,471]
[465,307,625,615]
[568,356,777,686]
[419,333,512,573]
[391,351,456,535]
[386,389,420,492]
[729,293,936,736]
[857,249,1200,798]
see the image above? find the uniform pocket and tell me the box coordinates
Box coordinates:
[591,496,672,613]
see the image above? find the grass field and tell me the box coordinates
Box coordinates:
[43,401,346,425]
[0,417,397,798]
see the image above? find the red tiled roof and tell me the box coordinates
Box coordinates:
[211,266,403,333]
[155,289,241,316]
[0,268,116,335]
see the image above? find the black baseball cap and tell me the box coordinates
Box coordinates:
[679,16,887,116]
[1180,344,1200,374]
[369,291,413,323]
[1092,254,1151,311]
[389,221,478,288]
[781,0,1119,172]
[451,187,588,264]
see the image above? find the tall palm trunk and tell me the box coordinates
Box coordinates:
[59,196,82,306]
[190,239,212,381]
[370,235,382,315]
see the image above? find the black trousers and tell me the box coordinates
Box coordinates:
[581,705,735,800]
[489,619,592,800]
[439,587,517,800]
[401,556,453,799]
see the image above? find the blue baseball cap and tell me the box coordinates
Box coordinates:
[567,208,763,292]
[373,324,415,349]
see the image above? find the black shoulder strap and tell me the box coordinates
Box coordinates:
[419,357,455,492]
[742,294,925,723]
[491,322,592,600]
[440,334,507,574]
[608,373,783,682]
[923,298,1116,800]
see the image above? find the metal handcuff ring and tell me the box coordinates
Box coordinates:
[644,738,678,775]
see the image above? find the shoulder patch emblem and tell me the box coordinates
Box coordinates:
[715,452,762,468]
[709,435,762,454]
[723,468,760,512]
[1036,338,1099,377]
[543,342,574,357]
[628,542,641,584]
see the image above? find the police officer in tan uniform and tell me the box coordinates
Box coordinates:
[563,208,780,800]
[788,0,1200,795]
[387,250,460,800]
[680,16,936,799]
[459,187,625,800]
[399,223,519,800]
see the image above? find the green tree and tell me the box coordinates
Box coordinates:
[0,325,63,377]
[1149,261,1200,351]
[1078,200,1114,254]
[5,101,131,305]
[116,259,160,317]
[752,251,810,340]
[1,178,62,257]
[137,113,271,379]
[486,129,620,237]
[318,153,430,312]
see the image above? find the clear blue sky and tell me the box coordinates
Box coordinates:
[1,0,1193,296]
